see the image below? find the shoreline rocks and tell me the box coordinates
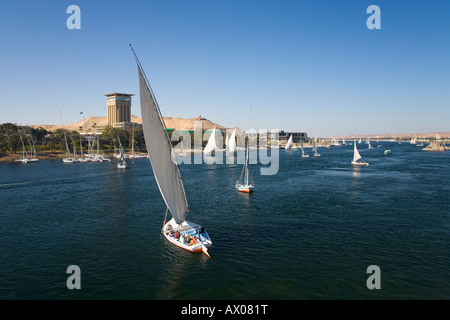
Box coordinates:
[422,142,448,152]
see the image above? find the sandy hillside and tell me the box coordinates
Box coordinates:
[31,115,227,132]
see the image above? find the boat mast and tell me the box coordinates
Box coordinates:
[25,124,37,158]
[17,125,28,159]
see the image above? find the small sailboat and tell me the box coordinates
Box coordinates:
[352,141,369,166]
[24,125,39,162]
[332,139,341,146]
[178,145,187,157]
[203,127,218,156]
[117,143,127,169]
[226,129,237,155]
[131,45,212,257]
[129,124,147,158]
[62,128,76,163]
[14,126,30,163]
[285,135,293,151]
[235,141,254,193]
[313,138,321,157]
[367,139,373,149]
[300,138,309,158]
[78,134,89,162]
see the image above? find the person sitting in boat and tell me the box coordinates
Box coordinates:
[174,231,179,239]
[179,233,185,244]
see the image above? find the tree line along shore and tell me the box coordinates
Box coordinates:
[0,123,147,163]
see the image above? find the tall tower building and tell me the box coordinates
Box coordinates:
[105,93,134,127]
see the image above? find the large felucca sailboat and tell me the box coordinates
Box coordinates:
[131,45,212,257]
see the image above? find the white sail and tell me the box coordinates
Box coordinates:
[227,129,237,154]
[285,135,293,150]
[299,137,305,155]
[353,142,362,162]
[203,127,217,155]
[137,64,188,225]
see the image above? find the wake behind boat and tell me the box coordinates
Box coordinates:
[131,45,212,257]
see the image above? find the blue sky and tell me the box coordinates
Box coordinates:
[1,0,449,136]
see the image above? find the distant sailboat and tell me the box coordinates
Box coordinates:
[14,126,30,163]
[300,138,309,158]
[115,132,127,169]
[177,137,187,157]
[236,141,254,193]
[203,127,218,156]
[78,133,89,162]
[62,128,77,163]
[129,124,147,158]
[131,45,212,257]
[226,129,237,155]
[117,144,127,169]
[24,125,39,162]
[285,135,293,151]
[352,141,369,166]
[313,138,321,157]
[332,139,341,146]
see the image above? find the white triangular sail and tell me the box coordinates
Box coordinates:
[313,139,318,153]
[285,135,293,150]
[299,137,305,155]
[353,142,362,162]
[204,127,217,155]
[227,129,237,154]
[137,62,188,225]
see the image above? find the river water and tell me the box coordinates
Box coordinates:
[0,142,449,299]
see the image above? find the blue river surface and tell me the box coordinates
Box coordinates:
[0,142,449,299]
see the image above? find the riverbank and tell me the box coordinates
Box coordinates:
[0,151,66,163]
[0,150,133,163]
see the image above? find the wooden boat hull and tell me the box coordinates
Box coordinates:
[351,161,369,166]
[236,184,254,193]
[163,219,212,254]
